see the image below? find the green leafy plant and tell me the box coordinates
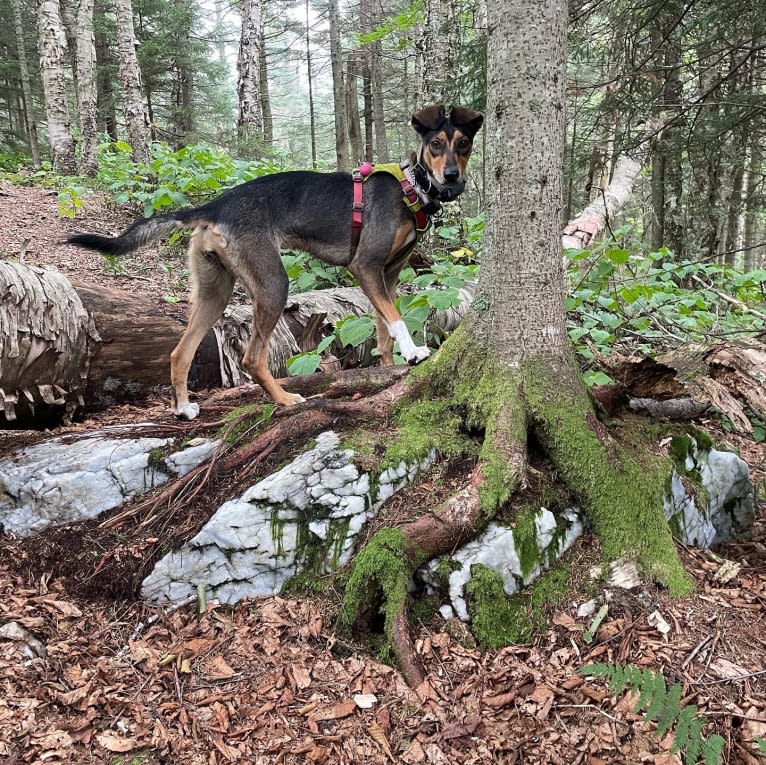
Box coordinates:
[57,185,87,218]
[579,663,726,764]
[565,236,766,373]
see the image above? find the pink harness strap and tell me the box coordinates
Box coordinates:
[350,162,372,250]
[350,161,431,253]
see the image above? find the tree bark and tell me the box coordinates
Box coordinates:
[304,0,317,168]
[75,0,99,175]
[237,0,264,153]
[345,54,362,162]
[327,0,349,171]
[258,16,273,146]
[94,0,118,141]
[10,0,41,167]
[37,0,77,173]
[114,0,149,163]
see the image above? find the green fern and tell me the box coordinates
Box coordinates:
[578,663,723,764]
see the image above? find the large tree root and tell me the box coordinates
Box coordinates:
[101,372,411,530]
[339,326,693,688]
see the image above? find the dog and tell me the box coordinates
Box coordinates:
[68,104,484,419]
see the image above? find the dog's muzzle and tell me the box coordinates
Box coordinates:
[436,180,466,202]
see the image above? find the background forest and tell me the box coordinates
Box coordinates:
[1,0,765,418]
[1,0,764,270]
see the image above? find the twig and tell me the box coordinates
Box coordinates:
[681,634,713,670]
[554,703,627,725]
[114,595,196,658]
[691,274,766,320]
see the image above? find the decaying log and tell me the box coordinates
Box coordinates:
[602,337,766,434]
[0,261,98,421]
[0,259,474,424]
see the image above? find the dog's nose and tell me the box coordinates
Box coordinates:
[444,168,460,184]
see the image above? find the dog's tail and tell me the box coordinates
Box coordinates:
[67,208,202,256]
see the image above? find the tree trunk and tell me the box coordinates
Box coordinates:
[341,0,689,687]
[75,0,99,176]
[345,54,362,163]
[114,0,149,163]
[37,0,77,173]
[236,0,263,154]
[10,0,41,167]
[327,0,349,171]
[94,0,118,141]
[258,16,273,146]
[304,0,317,168]
[419,0,454,103]
[169,0,194,144]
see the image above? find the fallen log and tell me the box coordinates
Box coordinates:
[600,337,766,434]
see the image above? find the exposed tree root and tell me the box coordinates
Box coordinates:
[340,326,694,687]
[339,465,499,688]
[101,376,411,530]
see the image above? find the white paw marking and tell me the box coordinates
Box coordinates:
[406,345,431,365]
[174,402,200,420]
[388,320,431,365]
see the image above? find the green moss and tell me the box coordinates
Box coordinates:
[387,323,526,516]
[337,528,423,663]
[147,447,168,473]
[523,363,692,596]
[218,403,275,444]
[510,507,541,579]
[465,562,571,648]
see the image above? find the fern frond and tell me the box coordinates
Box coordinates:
[634,668,657,714]
[610,664,629,695]
[579,662,614,679]
[702,734,725,765]
[684,717,704,763]
[656,682,683,737]
[645,671,668,722]
[671,705,697,754]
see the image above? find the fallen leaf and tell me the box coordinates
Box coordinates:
[96,733,138,752]
[310,699,357,721]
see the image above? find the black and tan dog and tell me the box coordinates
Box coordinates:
[68,104,484,419]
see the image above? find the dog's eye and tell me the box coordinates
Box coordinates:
[458,138,471,151]
[430,139,442,151]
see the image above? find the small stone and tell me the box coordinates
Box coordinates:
[577,599,598,618]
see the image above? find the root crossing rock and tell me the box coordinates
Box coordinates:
[141,431,435,605]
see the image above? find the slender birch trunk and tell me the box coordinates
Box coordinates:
[75,0,98,175]
[237,0,264,153]
[114,0,149,163]
[37,0,77,173]
[10,0,41,167]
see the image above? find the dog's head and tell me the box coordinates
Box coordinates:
[411,105,484,201]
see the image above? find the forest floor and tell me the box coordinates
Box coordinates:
[0,182,765,764]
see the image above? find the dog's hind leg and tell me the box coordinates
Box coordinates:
[170,231,235,419]
[237,239,306,407]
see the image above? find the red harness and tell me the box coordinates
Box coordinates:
[351,162,431,251]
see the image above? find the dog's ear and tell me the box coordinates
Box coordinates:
[448,106,484,139]
[411,104,446,135]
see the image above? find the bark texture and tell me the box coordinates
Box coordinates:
[11,0,41,167]
[114,0,149,163]
[327,0,349,171]
[37,0,76,173]
[75,0,99,176]
[236,0,264,150]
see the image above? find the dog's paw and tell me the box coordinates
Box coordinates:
[173,402,200,420]
[404,345,431,365]
[278,392,306,407]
